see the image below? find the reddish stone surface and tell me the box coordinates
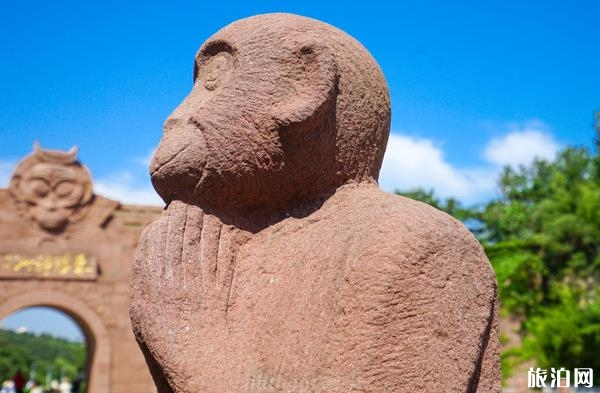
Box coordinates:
[130,13,501,392]
[0,146,160,393]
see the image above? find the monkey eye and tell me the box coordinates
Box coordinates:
[29,178,50,197]
[54,181,75,197]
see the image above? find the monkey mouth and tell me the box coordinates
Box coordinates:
[150,145,188,177]
[151,162,204,184]
[36,213,69,231]
[150,158,205,204]
[150,120,208,203]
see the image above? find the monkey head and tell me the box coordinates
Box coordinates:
[9,144,94,232]
[150,13,391,215]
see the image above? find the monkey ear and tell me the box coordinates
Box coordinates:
[8,173,21,199]
[272,40,339,134]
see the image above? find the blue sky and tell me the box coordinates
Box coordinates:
[0,1,599,337]
[2,307,84,342]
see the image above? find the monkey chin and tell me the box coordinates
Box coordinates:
[32,210,70,232]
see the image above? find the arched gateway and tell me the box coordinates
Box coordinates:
[0,146,160,393]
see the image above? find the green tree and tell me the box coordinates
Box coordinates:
[0,329,86,384]
[396,112,600,383]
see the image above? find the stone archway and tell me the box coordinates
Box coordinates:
[0,291,109,393]
[0,146,161,393]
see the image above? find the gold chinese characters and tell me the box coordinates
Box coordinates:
[0,253,97,280]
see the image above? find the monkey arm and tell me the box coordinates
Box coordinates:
[130,201,206,393]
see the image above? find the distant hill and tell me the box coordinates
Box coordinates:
[0,328,85,383]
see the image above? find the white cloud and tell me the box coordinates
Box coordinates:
[0,161,16,188]
[94,171,163,206]
[92,148,162,206]
[379,134,497,203]
[135,149,156,167]
[379,120,561,204]
[484,120,560,166]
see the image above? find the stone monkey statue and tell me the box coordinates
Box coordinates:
[130,13,500,393]
[9,144,93,232]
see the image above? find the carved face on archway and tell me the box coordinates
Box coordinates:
[9,145,93,232]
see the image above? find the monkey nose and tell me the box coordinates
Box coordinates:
[36,195,58,210]
[151,120,205,173]
[150,139,187,174]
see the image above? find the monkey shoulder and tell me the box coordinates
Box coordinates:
[313,186,498,391]
[320,185,497,302]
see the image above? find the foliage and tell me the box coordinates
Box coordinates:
[398,189,473,222]
[396,114,600,383]
[0,329,86,384]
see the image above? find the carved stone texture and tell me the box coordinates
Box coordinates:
[130,13,501,393]
[0,146,161,393]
